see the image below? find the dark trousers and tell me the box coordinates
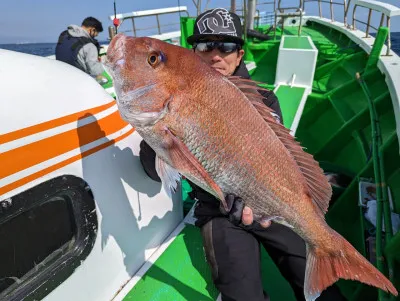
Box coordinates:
[200,217,346,301]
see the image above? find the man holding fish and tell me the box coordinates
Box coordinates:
[137,8,345,301]
[105,8,397,301]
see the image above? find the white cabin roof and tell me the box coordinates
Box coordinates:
[0,49,114,135]
[109,6,188,20]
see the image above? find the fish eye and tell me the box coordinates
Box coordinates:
[147,52,159,66]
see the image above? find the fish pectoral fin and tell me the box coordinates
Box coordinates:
[273,217,294,229]
[155,155,181,197]
[161,126,226,206]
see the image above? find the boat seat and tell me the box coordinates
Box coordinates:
[274,84,308,135]
[274,36,318,135]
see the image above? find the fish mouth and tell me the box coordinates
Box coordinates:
[117,83,158,105]
[115,82,159,124]
[118,94,173,127]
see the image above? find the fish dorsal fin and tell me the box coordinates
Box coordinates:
[227,76,267,105]
[228,76,332,215]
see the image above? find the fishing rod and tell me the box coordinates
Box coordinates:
[113,0,118,34]
[177,0,182,18]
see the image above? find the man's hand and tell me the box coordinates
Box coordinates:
[96,75,108,85]
[242,206,272,228]
[222,194,271,228]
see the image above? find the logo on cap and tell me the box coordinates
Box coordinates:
[197,8,237,37]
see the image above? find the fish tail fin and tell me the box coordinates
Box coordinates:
[304,231,398,301]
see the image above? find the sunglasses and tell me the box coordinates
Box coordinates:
[193,42,241,53]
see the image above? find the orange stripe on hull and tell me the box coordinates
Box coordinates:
[0,128,135,196]
[1,111,129,179]
[0,100,116,144]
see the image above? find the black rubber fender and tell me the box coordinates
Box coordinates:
[246,27,273,41]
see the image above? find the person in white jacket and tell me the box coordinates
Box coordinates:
[56,17,107,83]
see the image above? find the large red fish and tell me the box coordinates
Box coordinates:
[105,33,397,300]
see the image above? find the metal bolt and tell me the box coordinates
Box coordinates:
[0,198,13,209]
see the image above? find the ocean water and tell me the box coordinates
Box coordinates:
[0,43,57,57]
[0,41,108,57]
[392,33,400,53]
[1,33,399,57]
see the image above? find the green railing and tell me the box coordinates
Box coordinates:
[356,26,395,301]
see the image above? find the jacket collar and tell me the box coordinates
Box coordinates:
[233,60,251,79]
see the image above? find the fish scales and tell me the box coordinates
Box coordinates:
[171,73,304,223]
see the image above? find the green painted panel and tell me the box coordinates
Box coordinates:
[123,225,219,301]
[275,85,306,129]
[123,224,296,301]
[283,36,312,50]
[296,100,345,154]
[247,42,280,84]
[180,16,195,49]
[182,180,195,215]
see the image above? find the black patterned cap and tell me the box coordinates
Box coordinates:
[187,8,244,45]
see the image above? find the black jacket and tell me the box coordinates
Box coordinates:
[139,60,284,227]
[55,30,100,72]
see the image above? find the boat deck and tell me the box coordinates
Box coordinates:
[118,222,297,301]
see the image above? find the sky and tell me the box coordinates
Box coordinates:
[0,0,399,44]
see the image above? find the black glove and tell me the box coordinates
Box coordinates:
[188,186,246,227]
[220,193,245,226]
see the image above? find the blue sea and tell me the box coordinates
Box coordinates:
[0,33,399,57]
[0,41,108,57]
